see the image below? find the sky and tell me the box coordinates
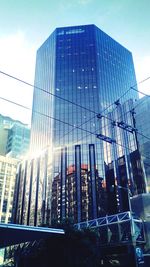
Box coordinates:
[0,0,150,125]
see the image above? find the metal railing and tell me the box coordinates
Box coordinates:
[74,211,145,246]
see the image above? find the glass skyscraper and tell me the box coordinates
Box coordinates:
[135,96,150,191]
[14,25,144,226]
[30,24,138,153]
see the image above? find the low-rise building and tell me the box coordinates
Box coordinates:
[0,155,20,223]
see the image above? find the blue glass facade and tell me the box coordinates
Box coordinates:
[0,114,30,158]
[6,124,30,158]
[22,24,141,224]
[30,30,56,154]
[103,99,147,214]
[30,24,138,153]
[135,96,150,191]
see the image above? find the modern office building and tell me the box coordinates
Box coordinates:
[0,114,30,224]
[0,114,15,156]
[0,114,30,159]
[13,24,146,226]
[30,24,138,153]
[102,99,147,214]
[134,96,150,191]
[6,123,30,159]
[0,155,20,223]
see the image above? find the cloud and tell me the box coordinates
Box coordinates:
[0,31,36,124]
[134,55,150,96]
[0,31,35,81]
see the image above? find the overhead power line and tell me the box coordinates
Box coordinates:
[0,96,31,111]
[0,70,101,116]
[0,70,149,134]
[0,70,149,118]
[131,75,150,88]
[131,86,150,98]
[0,96,96,135]
[1,75,150,144]
[1,70,150,159]
[0,70,145,143]
[1,94,150,166]
[97,104,150,143]
[63,84,150,145]
[0,69,136,144]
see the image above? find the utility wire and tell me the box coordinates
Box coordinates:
[1,70,150,176]
[1,70,150,153]
[0,95,111,145]
[0,70,132,143]
[48,77,150,141]
[0,96,31,111]
[1,95,150,166]
[0,96,96,135]
[1,85,150,146]
[101,75,150,125]
[137,132,150,142]
[133,94,148,110]
[115,141,150,168]
[0,68,138,144]
[58,77,150,140]
[131,75,150,88]
[0,70,135,143]
[59,75,150,143]
[131,87,150,97]
[97,108,150,143]
[0,94,113,146]
[0,70,149,137]
[0,70,103,116]
[1,93,150,144]
[0,96,134,144]
[58,107,117,142]
[0,70,148,118]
